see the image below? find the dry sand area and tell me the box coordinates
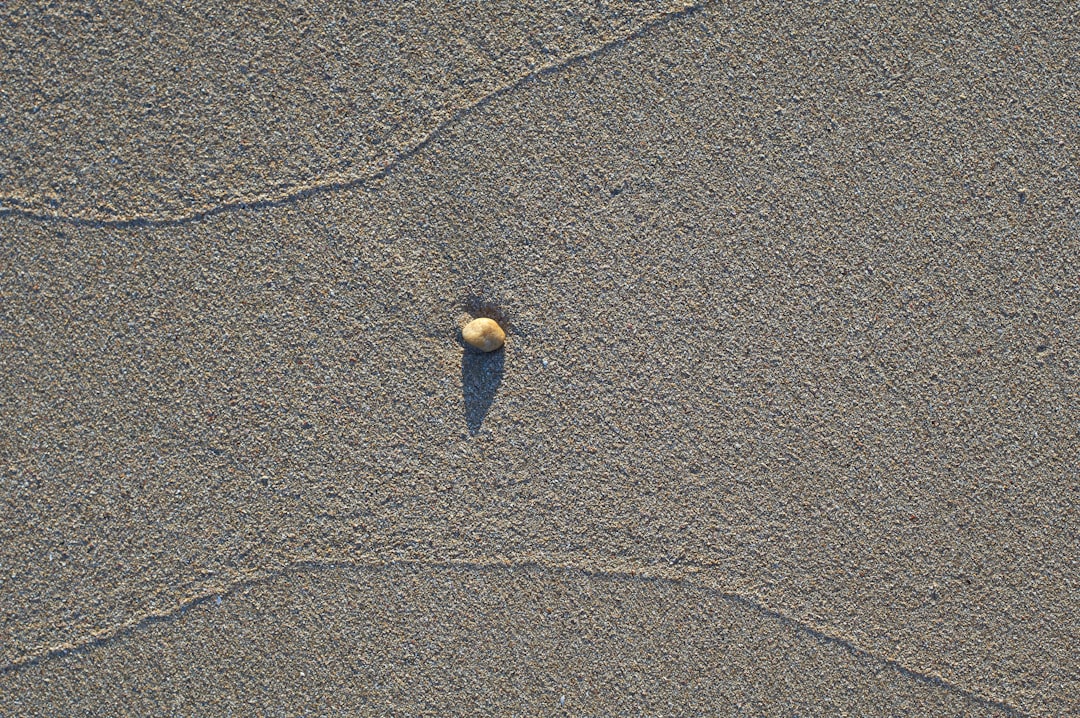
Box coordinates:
[1,1,1078,715]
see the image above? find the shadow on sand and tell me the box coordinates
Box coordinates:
[461,346,504,435]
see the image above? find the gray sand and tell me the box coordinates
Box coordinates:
[2,1,1077,716]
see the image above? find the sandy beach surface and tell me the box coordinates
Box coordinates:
[2,1,1077,715]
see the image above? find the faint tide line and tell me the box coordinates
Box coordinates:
[0,2,708,229]
[1,550,1025,716]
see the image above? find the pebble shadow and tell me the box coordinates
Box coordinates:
[461,344,504,435]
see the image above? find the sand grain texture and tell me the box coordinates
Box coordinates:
[1,1,1078,716]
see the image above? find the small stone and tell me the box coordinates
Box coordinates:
[462,317,505,352]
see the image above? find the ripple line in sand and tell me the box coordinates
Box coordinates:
[0,3,706,228]
[0,551,1025,716]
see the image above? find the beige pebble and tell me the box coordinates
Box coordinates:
[462,317,505,352]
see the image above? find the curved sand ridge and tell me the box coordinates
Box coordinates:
[0,0,696,224]
[0,558,1021,716]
